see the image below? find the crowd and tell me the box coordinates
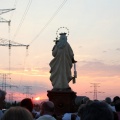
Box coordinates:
[0,89,120,120]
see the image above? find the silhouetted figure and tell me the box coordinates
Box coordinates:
[78,101,114,120]
[105,97,116,112]
[20,98,34,118]
[20,98,33,112]
[37,101,56,120]
[1,106,33,120]
[113,96,120,105]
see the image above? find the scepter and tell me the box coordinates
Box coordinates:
[73,62,77,84]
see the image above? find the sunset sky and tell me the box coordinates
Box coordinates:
[0,0,120,102]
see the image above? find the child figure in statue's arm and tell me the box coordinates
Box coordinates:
[52,39,59,51]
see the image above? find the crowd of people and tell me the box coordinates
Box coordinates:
[0,89,120,120]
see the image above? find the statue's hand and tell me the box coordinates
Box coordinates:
[72,57,77,63]
[73,60,77,63]
[72,60,77,63]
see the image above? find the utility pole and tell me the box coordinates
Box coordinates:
[24,86,33,98]
[86,83,104,100]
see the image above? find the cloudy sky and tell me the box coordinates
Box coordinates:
[0,0,120,102]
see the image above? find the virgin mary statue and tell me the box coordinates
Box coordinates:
[49,33,76,91]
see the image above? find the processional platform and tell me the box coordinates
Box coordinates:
[47,90,77,116]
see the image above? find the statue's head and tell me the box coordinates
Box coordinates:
[59,33,67,41]
[57,33,67,48]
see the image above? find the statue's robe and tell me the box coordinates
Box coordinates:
[49,35,74,89]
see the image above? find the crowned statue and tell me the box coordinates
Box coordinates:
[49,27,77,91]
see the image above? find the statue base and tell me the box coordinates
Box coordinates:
[47,90,77,116]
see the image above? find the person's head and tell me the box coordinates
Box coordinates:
[0,89,6,109]
[40,101,55,116]
[75,96,85,106]
[20,98,33,112]
[113,96,120,105]
[82,97,90,104]
[105,97,112,104]
[79,101,114,120]
[1,106,33,120]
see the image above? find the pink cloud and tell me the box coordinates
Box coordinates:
[77,61,120,77]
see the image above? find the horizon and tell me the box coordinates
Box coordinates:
[0,0,120,102]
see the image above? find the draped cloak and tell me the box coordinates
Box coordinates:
[49,34,74,89]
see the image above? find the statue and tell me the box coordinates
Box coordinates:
[49,32,77,91]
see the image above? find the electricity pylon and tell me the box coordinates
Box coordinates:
[0,38,29,48]
[0,8,15,25]
[0,73,18,92]
[86,83,104,100]
[0,8,29,74]
[24,86,33,98]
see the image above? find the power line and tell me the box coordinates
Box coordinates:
[12,0,33,41]
[29,0,68,45]
[10,0,18,20]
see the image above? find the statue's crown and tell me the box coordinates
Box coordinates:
[59,33,67,36]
